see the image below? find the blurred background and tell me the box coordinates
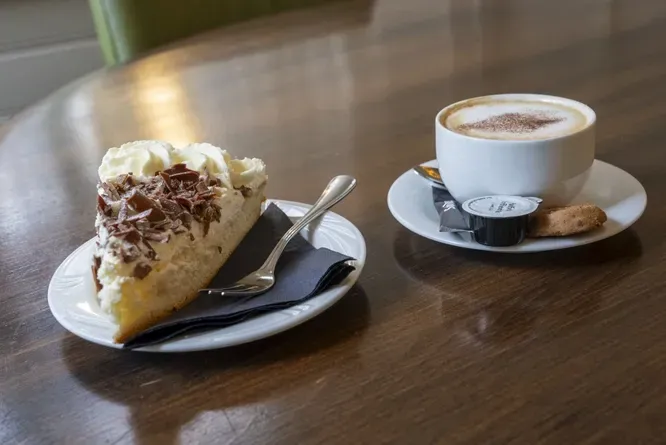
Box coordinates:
[0,0,102,122]
[0,0,345,123]
[1,0,662,125]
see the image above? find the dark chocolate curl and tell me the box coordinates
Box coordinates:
[127,190,166,221]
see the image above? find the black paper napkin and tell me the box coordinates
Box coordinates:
[123,203,356,349]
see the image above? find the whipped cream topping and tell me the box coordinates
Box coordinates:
[98,141,173,180]
[98,140,267,190]
[172,143,233,190]
[229,158,267,189]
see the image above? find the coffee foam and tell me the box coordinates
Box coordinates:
[443,100,589,140]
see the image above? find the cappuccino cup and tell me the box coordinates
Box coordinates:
[435,94,596,206]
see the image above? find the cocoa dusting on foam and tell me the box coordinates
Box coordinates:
[457,112,564,135]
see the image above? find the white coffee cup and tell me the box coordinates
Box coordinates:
[435,93,596,206]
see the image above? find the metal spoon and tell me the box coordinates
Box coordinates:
[201,175,357,296]
[413,165,447,189]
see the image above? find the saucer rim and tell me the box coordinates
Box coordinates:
[388,159,647,253]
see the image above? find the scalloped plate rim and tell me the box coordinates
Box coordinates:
[48,199,366,352]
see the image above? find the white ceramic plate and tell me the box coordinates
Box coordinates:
[387,159,647,253]
[48,200,366,352]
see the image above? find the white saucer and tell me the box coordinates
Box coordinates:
[48,200,366,352]
[387,160,647,253]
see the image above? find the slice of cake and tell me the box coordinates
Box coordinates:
[92,141,267,343]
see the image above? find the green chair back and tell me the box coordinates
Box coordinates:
[89,0,342,66]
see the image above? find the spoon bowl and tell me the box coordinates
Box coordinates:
[413,165,447,189]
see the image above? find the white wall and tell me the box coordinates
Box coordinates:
[0,0,104,119]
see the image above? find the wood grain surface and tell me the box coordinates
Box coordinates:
[2,0,666,443]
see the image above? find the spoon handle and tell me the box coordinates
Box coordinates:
[259,175,357,273]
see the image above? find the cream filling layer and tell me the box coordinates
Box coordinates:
[94,188,246,319]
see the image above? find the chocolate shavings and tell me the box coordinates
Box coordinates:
[93,165,231,284]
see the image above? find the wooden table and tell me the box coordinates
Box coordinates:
[3,0,666,443]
